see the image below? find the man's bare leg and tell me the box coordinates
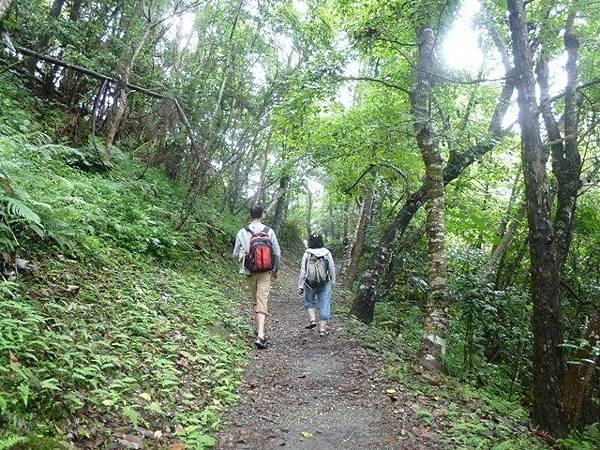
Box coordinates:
[256,312,266,339]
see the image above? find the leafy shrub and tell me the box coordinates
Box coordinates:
[445,249,532,396]
[557,423,600,450]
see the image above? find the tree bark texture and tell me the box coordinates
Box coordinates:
[561,309,600,428]
[104,25,153,158]
[411,24,448,372]
[0,0,11,19]
[271,175,290,235]
[554,10,582,270]
[507,0,563,433]
[343,189,374,289]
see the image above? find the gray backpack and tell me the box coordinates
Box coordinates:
[306,252,329,286]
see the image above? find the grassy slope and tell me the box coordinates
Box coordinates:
[0,77,249,449]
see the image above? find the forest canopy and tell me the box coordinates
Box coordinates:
[0,0,599,447]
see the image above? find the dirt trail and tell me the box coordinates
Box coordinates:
[216,266,440,449]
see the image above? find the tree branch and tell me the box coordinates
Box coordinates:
[339,76,411,96]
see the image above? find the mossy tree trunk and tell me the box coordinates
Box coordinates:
[411,23,447,373]
[507,0,564,433]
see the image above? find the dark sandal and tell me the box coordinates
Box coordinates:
[305,321,317,329]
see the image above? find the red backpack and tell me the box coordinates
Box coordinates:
[244,226,274,272]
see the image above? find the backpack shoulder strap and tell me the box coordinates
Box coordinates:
[262,226,270,234]
[244,226,252,234]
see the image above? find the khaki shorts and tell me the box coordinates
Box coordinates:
[246,272,271,315]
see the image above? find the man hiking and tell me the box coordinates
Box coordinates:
[233,204,281,349]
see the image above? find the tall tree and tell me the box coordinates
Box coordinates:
[410,21,447,372]
[508,0,580,434]
[350,77,515,322]
[349,8,517,322]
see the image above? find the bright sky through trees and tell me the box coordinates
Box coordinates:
[442,0,483,73]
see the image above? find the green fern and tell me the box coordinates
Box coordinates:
[0,434,26,450]
[5,198,42,226]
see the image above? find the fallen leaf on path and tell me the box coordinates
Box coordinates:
[300,432,313,438]
[117,434,143,449]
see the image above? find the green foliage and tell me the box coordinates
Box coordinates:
[556,423,600,450]
[444,249,533,395]
[0,82,249,447]
[0,435,26,450]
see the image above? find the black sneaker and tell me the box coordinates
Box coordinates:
[254,337,268,349]
[305,321,317,329]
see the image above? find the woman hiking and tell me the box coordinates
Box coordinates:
[298,233,336,336]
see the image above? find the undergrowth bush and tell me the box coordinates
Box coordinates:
[445,249,532,398]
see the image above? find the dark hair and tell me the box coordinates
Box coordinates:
[308,233,324,249]
[250,204,265,219]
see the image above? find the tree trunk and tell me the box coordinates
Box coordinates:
[28,0,67,88]
[554,9,582,270]
[69,0,85,21]
[252,145,269,205]
[350,185,426,323]
[271,175,290,235]
[492,167,521,254]
[556,5,586,430]
[411,23,447,372]
[482,201,526,278]
[344,189,374,289]
[194,0,244,186]
[0,0,11,19]
[562,309,600,428]
[104,25,153,158]
[497,235,528,290]
[507,0,563,433]
[341,200,358,276]
[305,184,313,237]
